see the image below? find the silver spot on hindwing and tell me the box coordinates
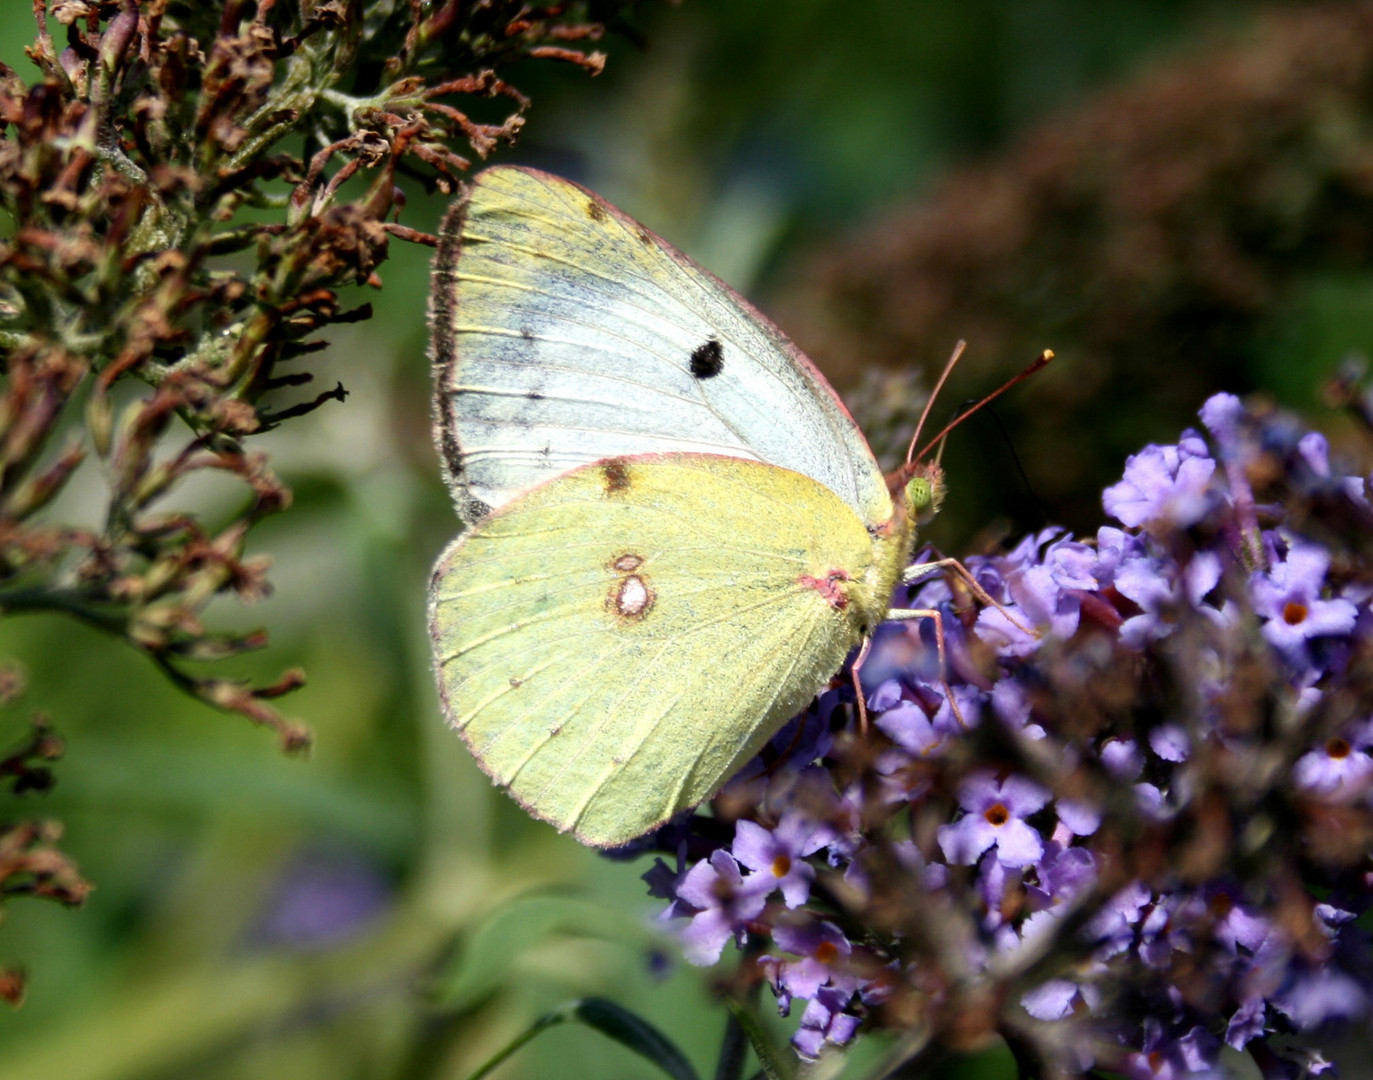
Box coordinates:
[606,552,654,622]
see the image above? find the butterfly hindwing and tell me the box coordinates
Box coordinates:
[427,453,878,847]
[430,166,892,529]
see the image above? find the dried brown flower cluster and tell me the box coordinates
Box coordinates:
[0,0,646,998]
[783,1,1373,537]
[0,666,89,1006]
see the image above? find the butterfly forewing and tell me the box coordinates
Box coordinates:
[430,166,892,528]
[427,453,877,847]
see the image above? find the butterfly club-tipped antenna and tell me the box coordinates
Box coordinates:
[910,348,1055,467]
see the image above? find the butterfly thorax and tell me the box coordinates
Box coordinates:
[847,460,946,633]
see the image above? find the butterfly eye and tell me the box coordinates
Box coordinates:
[905,466,946,526]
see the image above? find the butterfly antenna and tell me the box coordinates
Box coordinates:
[927,400,977,466]
[911,349,1054,464]
[905,340,967,466]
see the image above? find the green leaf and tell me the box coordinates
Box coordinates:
[574,998,701,1080]
[724,998,795,1080]
[464,997,701,1080]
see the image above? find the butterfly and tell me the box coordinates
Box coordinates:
[427,165,955,848]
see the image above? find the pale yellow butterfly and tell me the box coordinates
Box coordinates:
[427,166,948,848]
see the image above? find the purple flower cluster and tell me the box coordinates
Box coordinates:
[642,395,1373,1075]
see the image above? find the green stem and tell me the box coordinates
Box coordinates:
[464,1009,569,1080]
[713,1009,749,1080]
[0,586,128,637]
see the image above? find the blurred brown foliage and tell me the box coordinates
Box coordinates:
[784,1,1373,541]
[0,0,647,993]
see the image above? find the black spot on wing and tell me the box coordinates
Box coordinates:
[690,338,724,379]
[587,200,607,223]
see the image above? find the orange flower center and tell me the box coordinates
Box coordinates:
[1283,601,1308,626]
[771,854,792,878]
[985,803,1010,826]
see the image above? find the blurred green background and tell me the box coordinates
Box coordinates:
[1,2,1368,1077]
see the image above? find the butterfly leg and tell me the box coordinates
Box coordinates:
[855,606,967,731]
[850,636,875,733]
[902,556,1037,639]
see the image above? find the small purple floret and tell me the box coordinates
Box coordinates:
[937,773,1050,868]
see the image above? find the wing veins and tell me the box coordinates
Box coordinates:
[447,580,824,747]
[448,656,563,732]
[438,563,812,647]
[465,179,879,513]
[459,237,834,470]
[451,382,705,412]
[670,603,823,815]
[459,424,755,457]
[459,516,815,568]
[547,591,831,825]
[468,217,848,455]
